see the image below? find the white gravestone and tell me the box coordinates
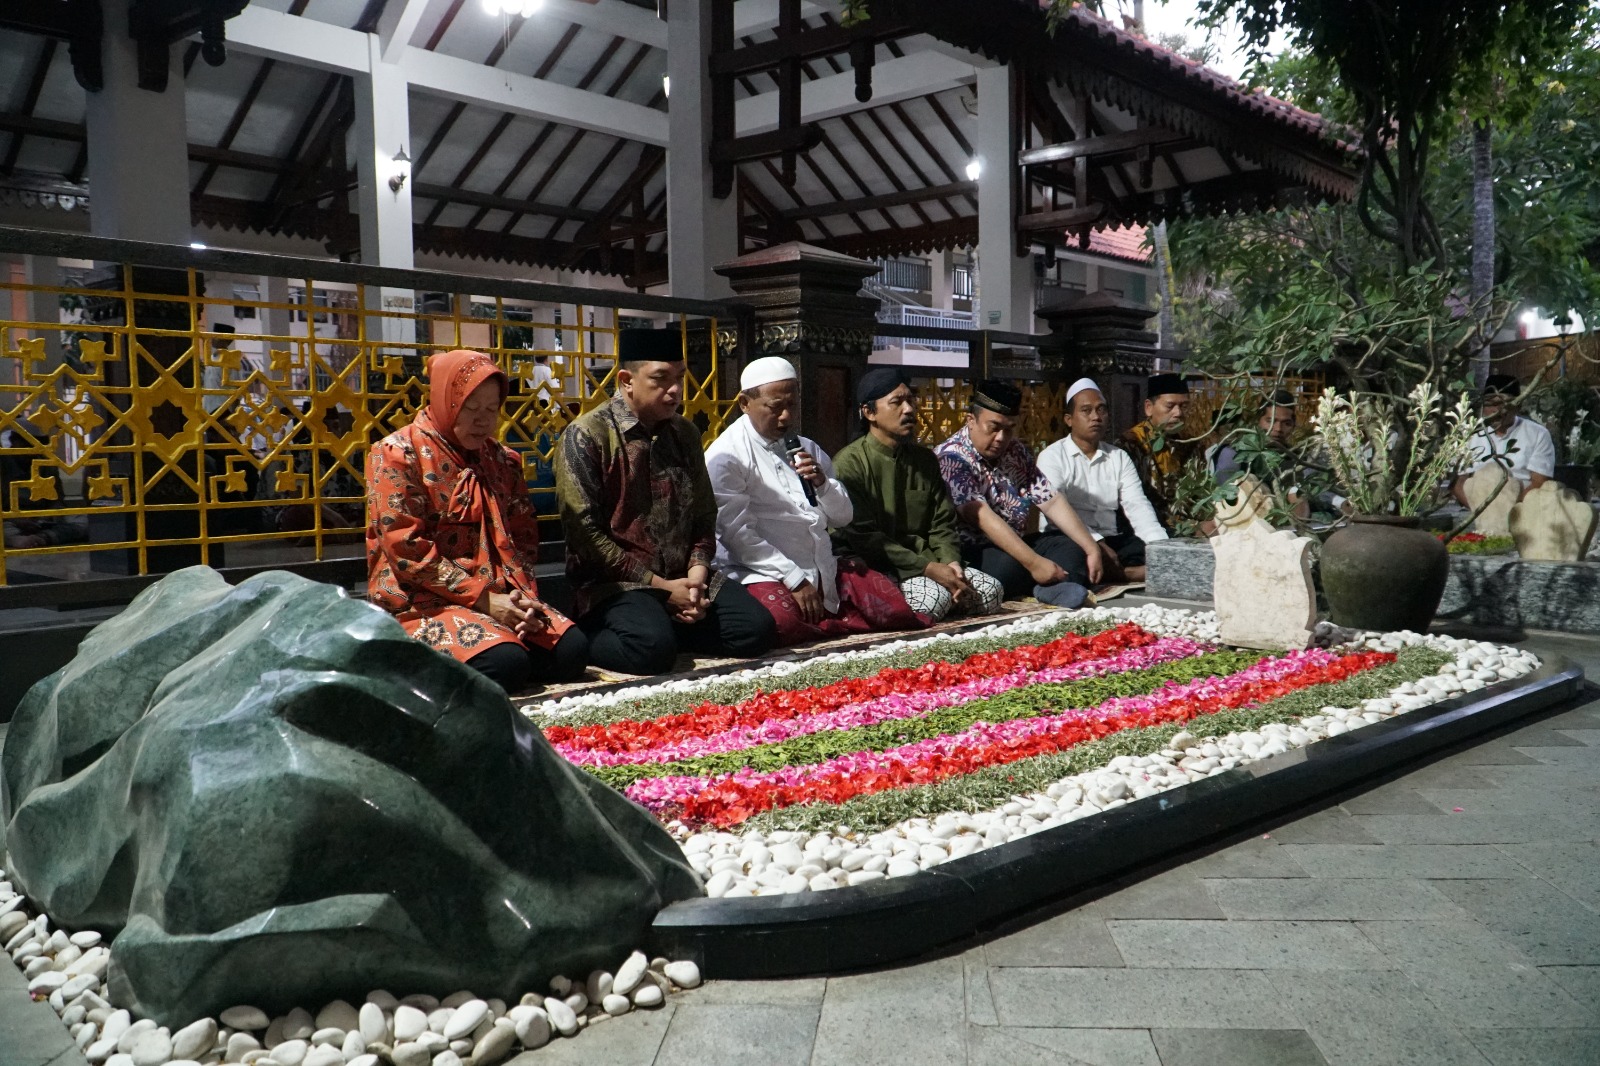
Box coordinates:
[1461,464,1518,537]
[1510,482,1598,562]
[1211,497,1317,651]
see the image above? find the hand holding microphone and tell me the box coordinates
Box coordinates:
[783,434,821,507]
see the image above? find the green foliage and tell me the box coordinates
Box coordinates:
[1524,376,1600,466]
[1183,1,1590,267]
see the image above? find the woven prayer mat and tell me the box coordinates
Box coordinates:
[513,599,1063,709]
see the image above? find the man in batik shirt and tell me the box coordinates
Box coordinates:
[1118,373,1197,533]
[555,328,776,675]
[935,380,1102,605]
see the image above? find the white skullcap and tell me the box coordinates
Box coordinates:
[740,356,799,392]
[1065,377,1102,405]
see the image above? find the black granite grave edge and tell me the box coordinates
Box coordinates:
[647,656,1585,978]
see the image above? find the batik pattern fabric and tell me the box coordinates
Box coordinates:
[898,567,1005,623]
[935,426,1057,549]
[1118,420,1195,532]
[556,396,724,618]
[748,557,928,647]
[366,409,572,663]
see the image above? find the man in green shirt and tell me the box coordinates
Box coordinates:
[832,368,1004,622]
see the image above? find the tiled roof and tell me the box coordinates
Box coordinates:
[1089,224,1151,264]
[1047,3,1356,152]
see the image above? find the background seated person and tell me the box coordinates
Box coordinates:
[707,356,924,647]
[935,380,1101,607]
[366,349,587,693]
[1037,378,1168,584]
[1451,374,1554,505]
[832,368,1004,622]
[556,328,776,676]
[1119,373,1196,533]
[1213,390,1298,483]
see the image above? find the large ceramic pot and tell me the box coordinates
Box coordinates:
[1320,515,1449,633]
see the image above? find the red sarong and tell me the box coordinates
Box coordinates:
[748,557,928,647]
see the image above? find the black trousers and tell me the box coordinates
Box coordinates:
[465,627,591,694]
[578,582,777,677]
[963,533,1089,597]
[1045,530,1147,586]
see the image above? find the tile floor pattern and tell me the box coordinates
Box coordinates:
[3,621,1598,1066]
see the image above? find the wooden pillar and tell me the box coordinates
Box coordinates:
[714,242,881,456]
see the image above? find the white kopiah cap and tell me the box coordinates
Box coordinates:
[739,356,799,392]
[1065,377,1102,405]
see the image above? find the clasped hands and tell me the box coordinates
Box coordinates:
[654,564,711,624]
[481,589,558,642]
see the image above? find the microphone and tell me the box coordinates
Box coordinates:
[783,434,819,506]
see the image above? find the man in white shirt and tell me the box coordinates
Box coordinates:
[1451,374,1554,506]
[1036,378,1169,583]
[706,357,924,646]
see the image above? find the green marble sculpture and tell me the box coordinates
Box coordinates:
[0,567,700,1025]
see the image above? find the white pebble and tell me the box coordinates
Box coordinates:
[613,950,649,996]
[393,1005,427,1042]
[542,998,578,1037]
[441,1000,486,1042]
[389,1043,430,1066]
[172,1018,217,1060]
[631,983,664,1008]
[512,1009,550,1049]
[601,993,631,1016]
[663,960,702,989]
[222,1006,270,1032]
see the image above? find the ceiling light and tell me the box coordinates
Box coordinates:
[483,0,542,15]
[662,75,670,98]
[965,158,982,181]
[189,241,207,250]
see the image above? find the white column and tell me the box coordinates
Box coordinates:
[975,64,1032,333]
[355,35,415,351]
[355,36,414,269]
[931,249,954,312]
[83,3,190,243]
[666,0,738,300]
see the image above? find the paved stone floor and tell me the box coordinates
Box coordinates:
[4,620,1598,1066]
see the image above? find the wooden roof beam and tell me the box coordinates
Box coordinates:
[1019,127,1194,167]
[780,179,974,221]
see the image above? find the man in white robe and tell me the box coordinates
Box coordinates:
[706,357,925,645]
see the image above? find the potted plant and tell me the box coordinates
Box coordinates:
[1313,384,1485,632]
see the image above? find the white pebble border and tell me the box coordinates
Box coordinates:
[0,898,702,1066]
[1,606,1539,1065]
[649,605,1540,899]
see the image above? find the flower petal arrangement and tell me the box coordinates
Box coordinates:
[522,605,1540,899]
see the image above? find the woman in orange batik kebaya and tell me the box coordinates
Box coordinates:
[366,349,589,692]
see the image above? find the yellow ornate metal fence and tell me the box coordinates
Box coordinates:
[1,240,738,585]
[913,378,1069,452]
